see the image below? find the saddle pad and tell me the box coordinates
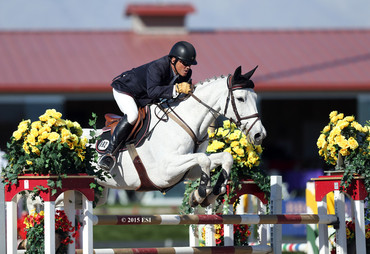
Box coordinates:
[95,109,151,155]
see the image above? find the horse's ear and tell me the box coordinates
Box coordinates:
[231,65,258,88]
[231,66,242,85]
[242,65,258,81]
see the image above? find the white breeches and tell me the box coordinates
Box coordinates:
[113,88,138,125]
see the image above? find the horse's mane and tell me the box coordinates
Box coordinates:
[195,75,227,87]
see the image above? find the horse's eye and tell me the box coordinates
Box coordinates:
[237,97,245,103]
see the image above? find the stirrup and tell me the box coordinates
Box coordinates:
[98,153,116,171]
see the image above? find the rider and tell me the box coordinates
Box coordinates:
[98,41,197,171]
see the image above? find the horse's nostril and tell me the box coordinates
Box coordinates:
[254,133,261,140]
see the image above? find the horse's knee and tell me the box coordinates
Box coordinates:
[196,153,211,171]
[222,152,234,170]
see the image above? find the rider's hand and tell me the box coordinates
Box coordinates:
[175,82,193,94]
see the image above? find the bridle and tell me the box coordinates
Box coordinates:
[224,74,260,135]
[158,75,260,151]
[189,74,260,134]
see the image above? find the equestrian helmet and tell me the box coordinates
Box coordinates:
[169,41,197,65]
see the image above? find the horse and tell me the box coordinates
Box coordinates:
[92,65,266,207]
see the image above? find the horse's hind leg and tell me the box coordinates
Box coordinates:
[200,152,233,207]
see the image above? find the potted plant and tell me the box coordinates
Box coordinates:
[317,111,370,198]
[1,109,109,200]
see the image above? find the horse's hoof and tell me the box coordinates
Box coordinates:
[200,198,211,208]
[200,193,217,207]
[189,190,199,207]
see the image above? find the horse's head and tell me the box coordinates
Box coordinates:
[223,66,266,145]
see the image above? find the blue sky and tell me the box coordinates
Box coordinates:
[0,0,369,30]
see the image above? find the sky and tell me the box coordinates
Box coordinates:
[0,0,370,31]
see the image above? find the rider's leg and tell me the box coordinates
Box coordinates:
[98,89,138,171]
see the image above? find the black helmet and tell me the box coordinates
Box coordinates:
[169,41,197,65]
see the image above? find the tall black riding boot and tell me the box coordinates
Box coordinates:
[98,115,133,171]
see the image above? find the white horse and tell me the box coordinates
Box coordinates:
[93,66,266,207]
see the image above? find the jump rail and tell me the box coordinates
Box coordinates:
[74,245,272,254]
[90,214,338,226]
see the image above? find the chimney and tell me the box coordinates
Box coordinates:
[125,3,195,34]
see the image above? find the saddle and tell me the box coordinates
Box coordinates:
[95,106,151,154]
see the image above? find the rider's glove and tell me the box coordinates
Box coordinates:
[175,82,193,94]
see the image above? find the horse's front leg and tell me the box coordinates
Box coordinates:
[200,152,234,207]
[163,153,212,207]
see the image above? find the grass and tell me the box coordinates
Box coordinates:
[93,224,189,242]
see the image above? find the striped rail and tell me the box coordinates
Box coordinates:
[90,214,338,226]
[75,245,272,254]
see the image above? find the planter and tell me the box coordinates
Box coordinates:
[4,173,95,202]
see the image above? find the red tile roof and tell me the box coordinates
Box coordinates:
[125,4,195,16]
[0,30,369,93]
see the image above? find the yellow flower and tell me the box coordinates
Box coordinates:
[61,128,71,142]
[223,147,232,154]
[26,134,36,146]
[351,121,363,132]
[247,152,259,166]
[337,119,349,130]
[206,140,225,153]
[66,120,74,128]
[255,145,263,154]
[233,147,245,157]
[222,129,230,138]
[47,117,57,126]
[54,118,65,127]
[323,125,331,132]
[48,132,60,142]
[344,116,355,122]
[230,141,239,148]
[317,134,326,148]
[31,120,42,129]
[329,111,338,119]
[77,149,85,161]
[339,148,350,156]
[229,130,241,141]
[240,137,248,147]
[331,126,341,136]
[30,128,39,138]
[26,160,33,165]
[22,143,30,154]
[18,120,30,133]
[334,135,348,149]
[347,137,358,150]
[207,128,215,138]
[13,130,23,141]
[38,131,49,143]
[223,120,231,129]
[80,136,88,149]
[31,146,40,155]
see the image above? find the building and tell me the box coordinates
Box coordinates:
[0,3,369,180]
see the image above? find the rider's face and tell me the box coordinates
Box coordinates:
[171,57,191,77]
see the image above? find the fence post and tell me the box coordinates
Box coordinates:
[0,152,7,254]
[270,175,282,254]
[306,181,319,254]
[0,169,6,254]
[334,189,346,254]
